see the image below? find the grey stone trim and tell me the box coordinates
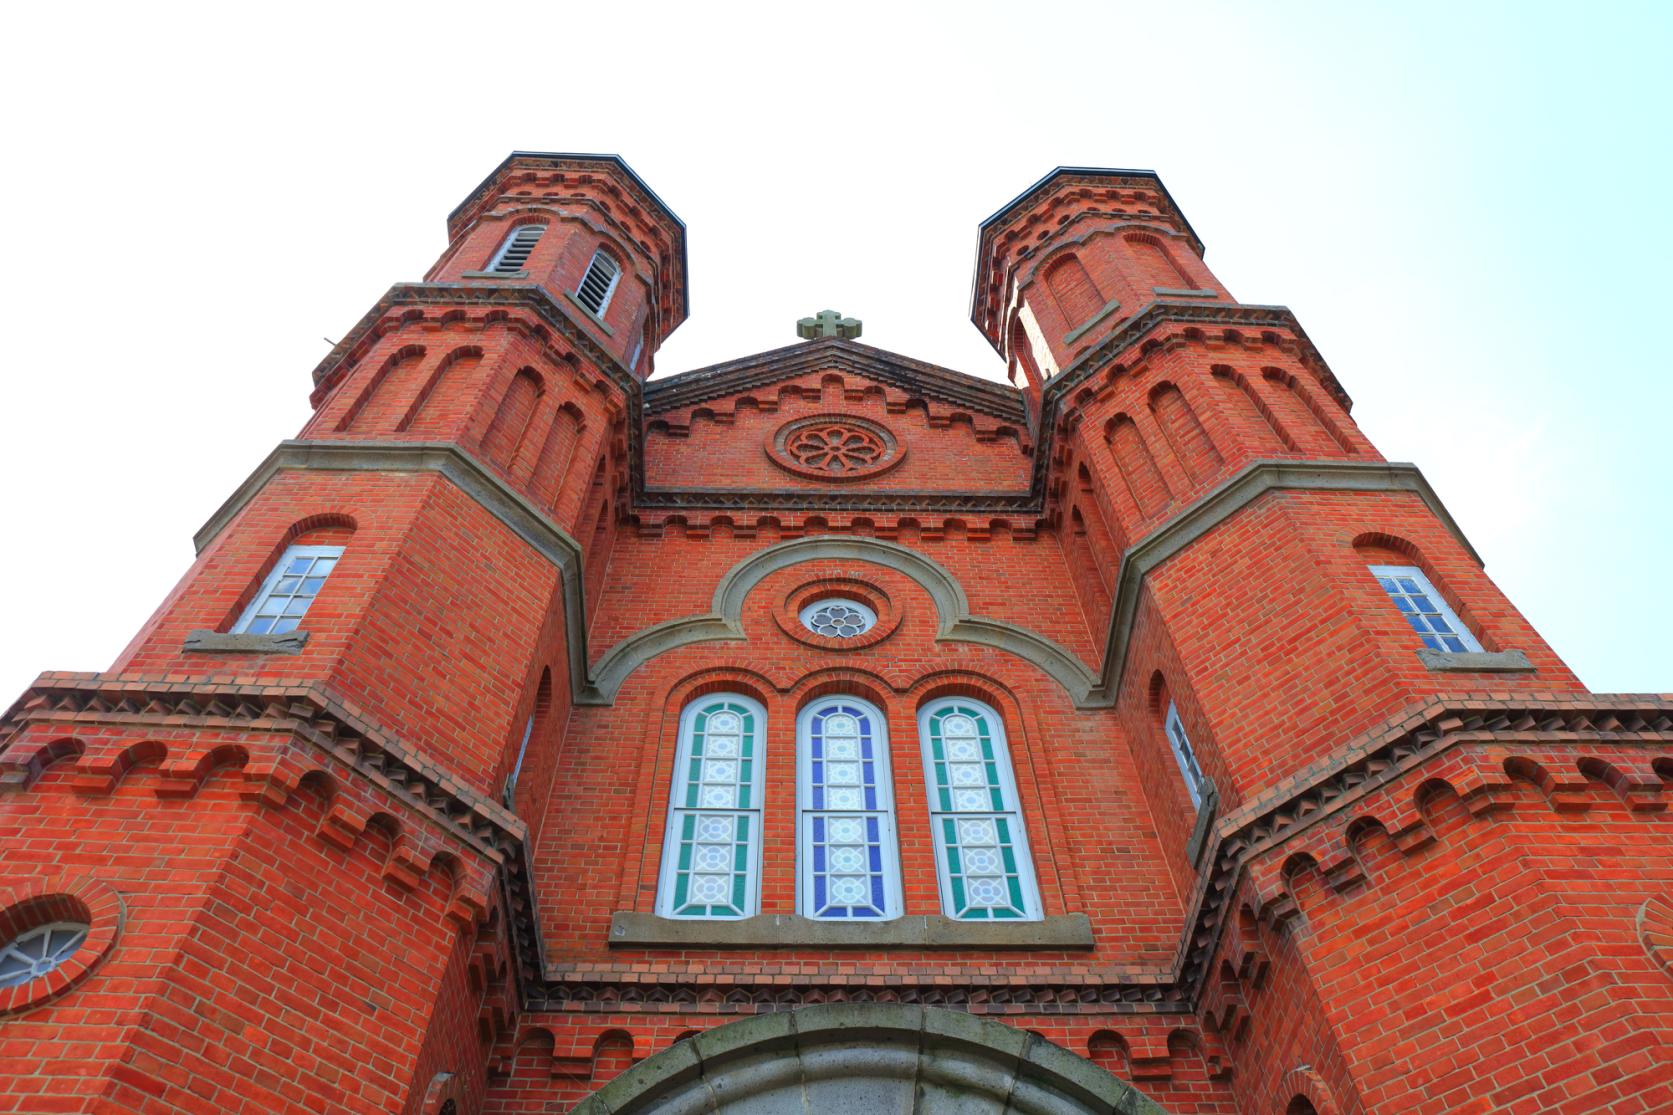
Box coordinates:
[192,440,594,706]
[608,910,1095,950]
[1152,286,1219,298]
[577,1003,1167,1114]
[1184,779,1219,870]
[1417,648,1534,672]
[1063,297,1124,344]
[458,269,528,279]
[563,289,615,335]
[1090,459,1481,706]
[585,535,1099,706]
[183,629,309,655]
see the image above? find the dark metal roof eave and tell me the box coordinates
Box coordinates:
[966,165,1206,331]
[447,151,691,327]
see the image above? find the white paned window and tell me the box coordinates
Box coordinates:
[486,224,545,273]
[0,922,89,988]
[798,697,901,920]
[919,699,1041,921]
[574,249,622,317]
[1164,701,1208,810]
[657,695,765,919]
[232,545,344,635]
[1369,565,1483,654]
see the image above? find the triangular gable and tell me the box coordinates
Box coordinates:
[644,337,1028,429]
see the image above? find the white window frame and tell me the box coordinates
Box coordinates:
[574,248,622,318]
[656,694,767,920]
[485,224,545,273]
[232,544,344,635]
[1164,701,1209,810]
[796,696,902,921]
[918,698,1042,922]
[504,713,535,807]
[1368,564,1483,654]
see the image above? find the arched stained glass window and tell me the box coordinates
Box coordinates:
[919,698,1041,921]
[657,695,765,919]
[798,697,901,920]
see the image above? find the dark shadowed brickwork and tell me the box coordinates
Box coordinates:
[1,154,1668,1115]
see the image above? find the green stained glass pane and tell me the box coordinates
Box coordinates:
[992,906,1021,919]
[672,871,690,910]
[1004,873,1025,909]
[990,787,1005,810]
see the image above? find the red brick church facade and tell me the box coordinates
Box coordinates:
[1,152,1668,1114]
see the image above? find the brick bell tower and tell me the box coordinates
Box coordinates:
[0,153,685,1113]
[1,153,1668,1115]
[972,169,1672,1112]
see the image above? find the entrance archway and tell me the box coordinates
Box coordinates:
[574,1004,1166,1113]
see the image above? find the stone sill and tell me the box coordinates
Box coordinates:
[563,290,615,335]
[460,269,529,280]
[1185,780,1220,869]
[1064,297,1124,344]
[1417,648,1534,672]
[609,910,1094,950]
[183,629,310,655]
[1152,287,1219,298]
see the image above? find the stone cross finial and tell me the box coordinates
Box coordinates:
[797,309,862,340]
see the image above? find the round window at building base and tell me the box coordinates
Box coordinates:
[0,921,89,988]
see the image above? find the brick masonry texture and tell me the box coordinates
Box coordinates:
[0,153,1668,1115]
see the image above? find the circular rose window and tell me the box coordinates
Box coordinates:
[768,415,904,482]
[799,598,878,639]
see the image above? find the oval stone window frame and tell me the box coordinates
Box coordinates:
[767,414,905,483]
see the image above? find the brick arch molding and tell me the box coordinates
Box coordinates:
[573,1004,1166,1114]
[583,535,1099,705]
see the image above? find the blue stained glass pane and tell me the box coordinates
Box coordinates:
[1429,615,1455,634]
[1444,636,1467,652]
[1404,615,1427,634]
[1377,577,1398,592]
[1392,596,1416,613]
[1398,578,1422,594]
[871,875,884,907]
[1410,595,1436,612]
[869,844,881,872]
[1421,634,1441,650]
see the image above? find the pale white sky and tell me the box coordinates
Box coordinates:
[1,0,1667,704]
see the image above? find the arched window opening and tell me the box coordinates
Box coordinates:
[798,697,901,920]
[1368,565,1482,653]
[1009,319,1043,389]
[504,668,551,809]
[575,248,622,317]
[918,698,1041,921]
[232,545,343,635]
[1164,701,1208,810]
[486,224,545,273]
[657,694,766,919]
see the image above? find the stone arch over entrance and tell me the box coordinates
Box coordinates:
[573,1004,1166,1114]
[581,536,1099,706]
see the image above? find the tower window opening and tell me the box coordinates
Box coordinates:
[1164,701,1208,810]
[233,545,344,635]
[486,224,545,273]
[575,249,622,317]
[1369,565,1482,653]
